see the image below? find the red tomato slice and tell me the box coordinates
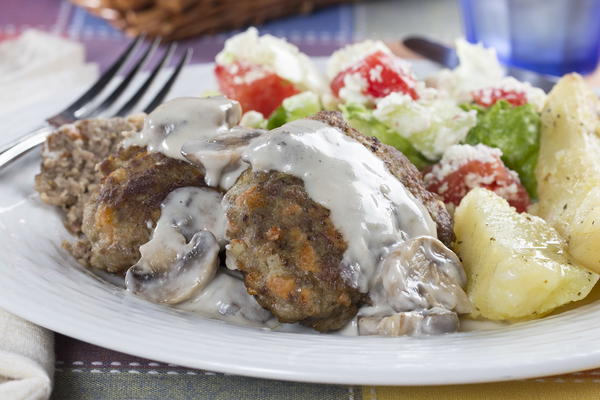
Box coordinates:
[215,62,300,116]
[472,87,528,107]
[330,50,418,101]
[425,146,530,212]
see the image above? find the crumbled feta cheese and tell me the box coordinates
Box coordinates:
[494,182,520,198]
[493,76,546,111]
[216,27,326,94]
[230,63,268,85]
[432,39,504,103]
[369,64,383,83]
[427,144,503,183]
[240,110,265,128]
[464,171,496,187]
[431,39,546,109]
[338,72,371,105]
[282,91,320,112]
[374,92,429,132]
[320,91,339,110]
[327,40,392,80]
[373,92,477,160]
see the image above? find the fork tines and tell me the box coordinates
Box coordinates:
[54,36,192,124]
[0,37,192,170]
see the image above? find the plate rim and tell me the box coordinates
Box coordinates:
[4,291,600,386]
[2,62,600,386]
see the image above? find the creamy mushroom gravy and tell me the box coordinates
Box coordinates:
[181,128,262,190]
[125,186,275,327]
[238,120,469,335]
[124,96,243,161]
[125,187,223,304]
[356,237,471,335]
[123,96,470,335]
[240,119,438,292]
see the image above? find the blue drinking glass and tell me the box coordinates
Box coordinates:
[460,0,600,76]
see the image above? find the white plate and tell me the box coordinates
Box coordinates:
[1,62,600,386]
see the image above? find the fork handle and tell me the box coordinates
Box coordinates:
[0,124,54,170]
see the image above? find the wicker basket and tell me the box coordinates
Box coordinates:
[71,0,356,41]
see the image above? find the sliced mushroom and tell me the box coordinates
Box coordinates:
[126,230,219,304]
[367,236,471,315]
[358,236,471,336]
[181,128,263,190]
[157,186,226,245]
[358,308,459,336]
[125,187,226,304]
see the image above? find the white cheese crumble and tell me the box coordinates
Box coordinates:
[327,40,418,106]
[369,64,383,82]
[373,92,477,160]
[240,110,265,128]
[281,91,320,112]
[431,39,547,110]
[216,27,326,94]
[231,64,268,85]
[338,72,370,105]
[425,144,502,183]
[431,39,504,103]
[320,91,339,110]
[488,76,546,111]
[327,40,393,80]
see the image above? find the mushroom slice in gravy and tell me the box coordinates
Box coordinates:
[358,308,460,336]
[126,231,219,304]
[182,128,263,190]
[125,187,225,304]
[123,96,243,161]
[357,236,471,335]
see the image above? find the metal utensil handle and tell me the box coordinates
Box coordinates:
[0,124,55,170]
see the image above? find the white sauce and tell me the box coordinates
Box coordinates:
[240,119,438,292]
[182,128,262,191]
[177,273,276,328]
[358,308,460,336]
[124,96,242,161]
[151,186,226,244]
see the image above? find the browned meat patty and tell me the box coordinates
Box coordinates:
[70,147,206,273]
[310,111,454,246]
[34,115,144,234]
[225,171,365,332]
[224,111,453,332]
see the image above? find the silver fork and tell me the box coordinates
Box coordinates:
[0,36,192,169]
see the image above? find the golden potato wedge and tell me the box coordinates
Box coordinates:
[533,74,600,273]
[454,188,598,321]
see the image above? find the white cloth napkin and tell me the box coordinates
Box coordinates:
[0,30,98,400]
[0,29,98,144]
[0,310,54,400]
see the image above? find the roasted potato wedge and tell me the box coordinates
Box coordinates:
[454,188,598,321]
[532,74,600,273]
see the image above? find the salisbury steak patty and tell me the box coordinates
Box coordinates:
[69,147,206,273]
[224,111,453,331]
[310,111,454,246]
[225,171,365,332]
[35,115,144,234]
